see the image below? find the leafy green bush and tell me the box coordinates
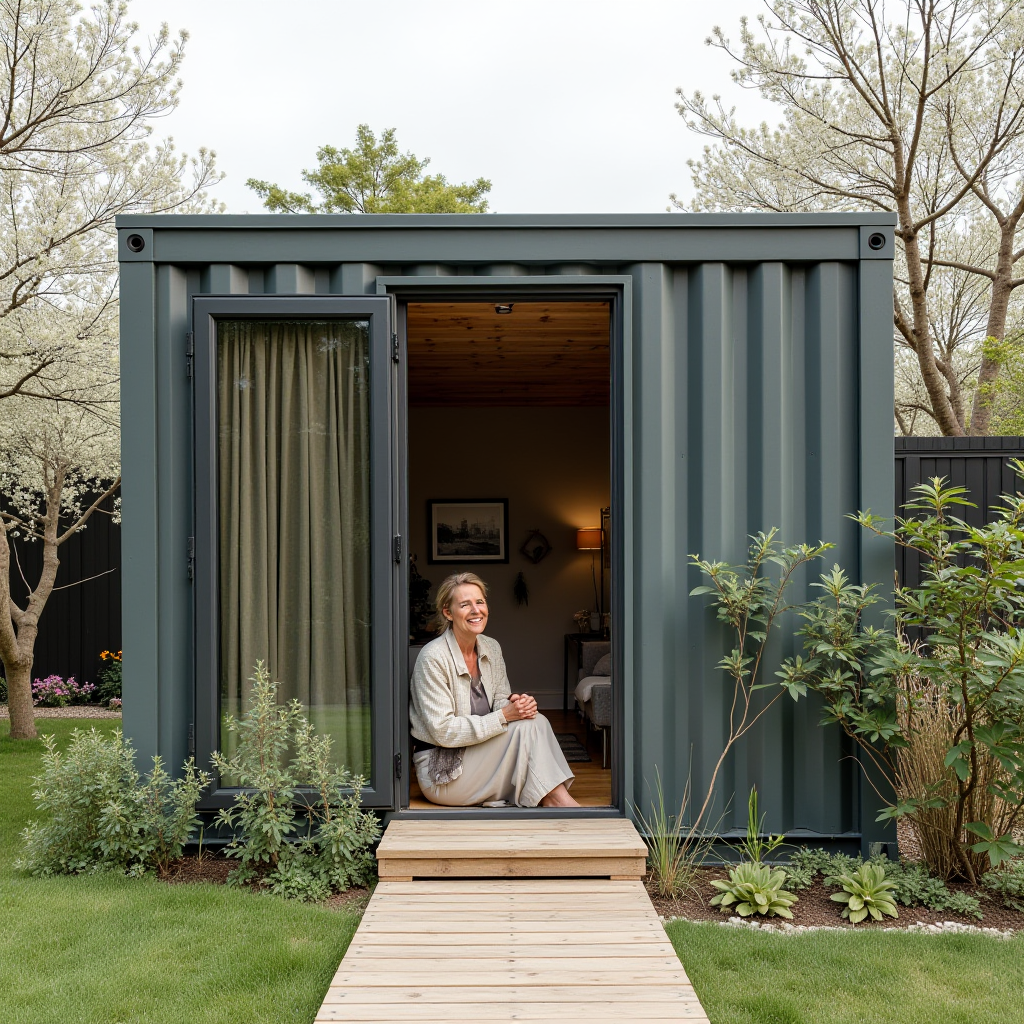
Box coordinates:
[775,474,1024,882]
[983,858,1024,912]
[0,676,7,702]
[20,728,209,877]
[211,661,381,901]
[830,863,899,923]
[710,864,799,918]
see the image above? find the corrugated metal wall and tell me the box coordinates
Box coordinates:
[631,262,862,837]
[118,214,895,847]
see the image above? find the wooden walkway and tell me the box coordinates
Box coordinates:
[315,822,710,1023]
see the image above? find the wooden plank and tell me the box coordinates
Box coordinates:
[343,942,677,958]
[378,859,645,879]
[329,971,693,987]
[319,987,701,1005]
[320,986,700,1004]
[375,879,645,893]
[316,1007,706,1021]
[354,928,664,942]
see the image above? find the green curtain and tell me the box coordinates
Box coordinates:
[218,320,371,775]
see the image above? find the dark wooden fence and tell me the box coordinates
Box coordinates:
[894,436,1024,590]
[9,440,1024,688]
[11,494,121,688]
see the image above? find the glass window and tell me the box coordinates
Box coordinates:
[217,319,371,775]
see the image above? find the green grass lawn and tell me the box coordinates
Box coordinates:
[667,918,1024,1024]
[0,719,361,1024]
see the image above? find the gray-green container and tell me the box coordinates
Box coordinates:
[117,212,895,850]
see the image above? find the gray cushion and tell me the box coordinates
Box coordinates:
[592,652,612,676]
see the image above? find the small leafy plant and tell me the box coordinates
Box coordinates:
[710,863,799,918]
[31,674,96,707]
[211,661,381,900]
[21,728,209,877]
[983,858,1024,912]
[829,863,899,923]
[736,786,785,865]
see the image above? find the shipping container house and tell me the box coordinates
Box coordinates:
[117,212,895,852]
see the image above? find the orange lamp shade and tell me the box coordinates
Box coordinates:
[576,527,603,550]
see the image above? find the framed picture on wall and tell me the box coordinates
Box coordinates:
[427,499,509,564]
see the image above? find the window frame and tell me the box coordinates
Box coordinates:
[191,296,396,809]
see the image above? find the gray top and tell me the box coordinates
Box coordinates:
[469,665,491,717]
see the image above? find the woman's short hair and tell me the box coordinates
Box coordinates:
[433,572,489,633]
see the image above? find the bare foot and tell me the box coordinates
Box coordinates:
[540,783,579,807]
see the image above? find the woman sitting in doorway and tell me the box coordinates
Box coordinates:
[410,571,578,808]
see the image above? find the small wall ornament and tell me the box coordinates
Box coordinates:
[519,529,552,564]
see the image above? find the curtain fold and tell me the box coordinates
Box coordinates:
[218,320,371,774]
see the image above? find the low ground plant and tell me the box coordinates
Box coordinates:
[211,661,380,901]
[983,858,1024,912]
[830,863,900,923]
[20,728,209,877]
[31,674,96,707]
[710,863,799,918]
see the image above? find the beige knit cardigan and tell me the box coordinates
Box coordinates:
[409,630,512,748]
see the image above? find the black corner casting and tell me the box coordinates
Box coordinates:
[126,233,146,253]
[867,232,886,251]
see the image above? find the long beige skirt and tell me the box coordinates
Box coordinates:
[413,715,574,808]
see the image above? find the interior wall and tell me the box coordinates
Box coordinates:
[408,406,610,708]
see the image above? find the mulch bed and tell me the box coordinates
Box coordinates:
[647,867,1024,932]
[160,852,372,911]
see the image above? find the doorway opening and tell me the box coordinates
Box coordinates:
[403,299,614,809]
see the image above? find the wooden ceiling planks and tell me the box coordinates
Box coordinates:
[406,301,610,407]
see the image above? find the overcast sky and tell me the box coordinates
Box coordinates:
[128,0,775,214]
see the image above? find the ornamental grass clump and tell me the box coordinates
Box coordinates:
[211,661,381,901]
[830,863,899,923]
[710,863,799,918]
[21,728,209,877]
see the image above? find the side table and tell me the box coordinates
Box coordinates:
[563,632,605,711]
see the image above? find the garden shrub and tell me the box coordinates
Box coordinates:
[96,650,122,704]
[769,473,1024,882]
[0,676,7,703]
[21,728,209,877]
[32,674,96,706]
[211,661,381,901]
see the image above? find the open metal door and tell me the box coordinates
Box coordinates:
[191,295,399,810]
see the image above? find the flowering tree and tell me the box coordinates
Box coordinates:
[0,0,220,408]
[0,0,221,739]
[675,1,1024,435]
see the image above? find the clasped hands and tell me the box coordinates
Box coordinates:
[500,692,538,723]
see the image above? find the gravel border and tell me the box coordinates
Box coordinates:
[663,915,1016,940]
[0,704,122,719]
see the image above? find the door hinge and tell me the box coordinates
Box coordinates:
[186,331,194,378]
[394,752,402,779]
[391,332,400,363]
[187,536,195,580]
[393,535,402,563]
[188,723,195,757]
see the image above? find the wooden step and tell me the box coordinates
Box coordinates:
[376,819,648,880]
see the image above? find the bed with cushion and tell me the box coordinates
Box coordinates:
[573,642,611,768]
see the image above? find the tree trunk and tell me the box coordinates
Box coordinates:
[901,226,966,436]
[969,219,1019,435]
[5,658,36,739]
